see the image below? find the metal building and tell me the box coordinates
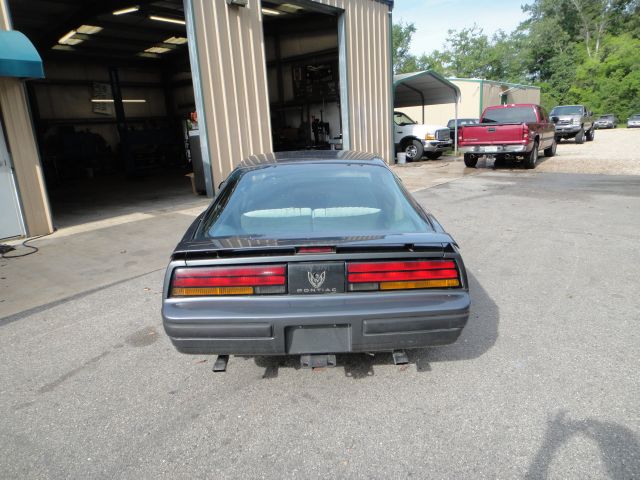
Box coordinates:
[0,0,394,239]
[187,0,394,194]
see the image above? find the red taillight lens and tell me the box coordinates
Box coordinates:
[171,265,286,296]
[347,260,460,291]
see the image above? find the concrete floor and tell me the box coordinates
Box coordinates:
[1,166,639,478]
[47,170,205,229]
[1,170,210,319]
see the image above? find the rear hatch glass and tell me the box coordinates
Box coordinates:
[197,163,431,239]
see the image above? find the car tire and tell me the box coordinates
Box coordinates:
[426,152,443,160]
[524,141,538,169]
[404,140,424,162]
[586,127,595,141]
[555,135,562,143]
[544,138,557,157]
[464,153,478,168]
[575,128,585,144]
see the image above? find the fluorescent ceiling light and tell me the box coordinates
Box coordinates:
[145,46,171,54]
[62,38,83,45]
[279,3,304,12]
[113,6,139,15]
[91,99,147,103]
[58,30,77,44]
[163,36,188,45]
[261,8,281,15]
[149,15,186,25]
[77,25,103,35]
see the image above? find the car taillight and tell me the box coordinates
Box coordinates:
[347,260,460,291]
[297,246,335,254]
[170,265,286,296]
[522,124,529,141]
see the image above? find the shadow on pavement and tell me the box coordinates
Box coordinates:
[525,410,640,479]
[249,272,499,379]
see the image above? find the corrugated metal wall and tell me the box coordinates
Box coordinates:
[188,0,392,186]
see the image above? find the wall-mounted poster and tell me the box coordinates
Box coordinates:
[92,82,113,115]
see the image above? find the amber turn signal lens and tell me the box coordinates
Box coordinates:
[379,279,460,290]
[171,286,254,296]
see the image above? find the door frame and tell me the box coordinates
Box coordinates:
[0,113,26,239]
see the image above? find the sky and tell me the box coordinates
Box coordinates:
[393,0,529,55]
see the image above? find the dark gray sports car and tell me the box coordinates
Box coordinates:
[162,151,470,369]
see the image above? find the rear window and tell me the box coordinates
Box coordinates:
[199,163,431,239]
[482,106,538,124]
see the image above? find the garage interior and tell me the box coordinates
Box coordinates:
[262,0,343,151]
[8,0,202,227]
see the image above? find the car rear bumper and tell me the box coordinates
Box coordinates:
[162,290,470,355]
[459,144,527,154]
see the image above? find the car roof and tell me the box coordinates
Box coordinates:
[238,150,386,169]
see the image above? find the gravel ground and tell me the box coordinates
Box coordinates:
[537,128,640,175]
[393,128,640,192]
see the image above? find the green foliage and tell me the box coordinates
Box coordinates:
[391,0,640,118]
[392,22,417,74]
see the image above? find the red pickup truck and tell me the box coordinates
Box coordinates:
[458,104,557,169]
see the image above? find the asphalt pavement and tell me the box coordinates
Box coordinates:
[1,170,639,479]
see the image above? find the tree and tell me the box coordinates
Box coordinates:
[392,22,417,74]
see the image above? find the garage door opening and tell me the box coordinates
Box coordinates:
[262,1,345,152]
[9,0,206,228]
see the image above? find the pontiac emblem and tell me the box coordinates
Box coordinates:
[307,271,326,289]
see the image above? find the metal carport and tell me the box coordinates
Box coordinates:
[394,71,461,153]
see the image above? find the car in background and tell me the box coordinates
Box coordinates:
[162,150,470,368]
[394,111,452,161]
[594,114,618,129]
[549,105,594,143]
[447,118,479,141]
[627,114,640,128]
[458,104,556,169]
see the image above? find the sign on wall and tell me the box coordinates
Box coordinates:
[92,82,113,115]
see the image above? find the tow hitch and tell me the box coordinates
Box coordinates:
[300,354,337,369]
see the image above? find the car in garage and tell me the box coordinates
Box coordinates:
[162,150,470,369]
[594,114,618,129]
[394,111,452,161]
[627,114,640,128]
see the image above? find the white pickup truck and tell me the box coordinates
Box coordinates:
[394,111,452,161]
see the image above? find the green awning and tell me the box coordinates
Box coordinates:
[0,30,44,79]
